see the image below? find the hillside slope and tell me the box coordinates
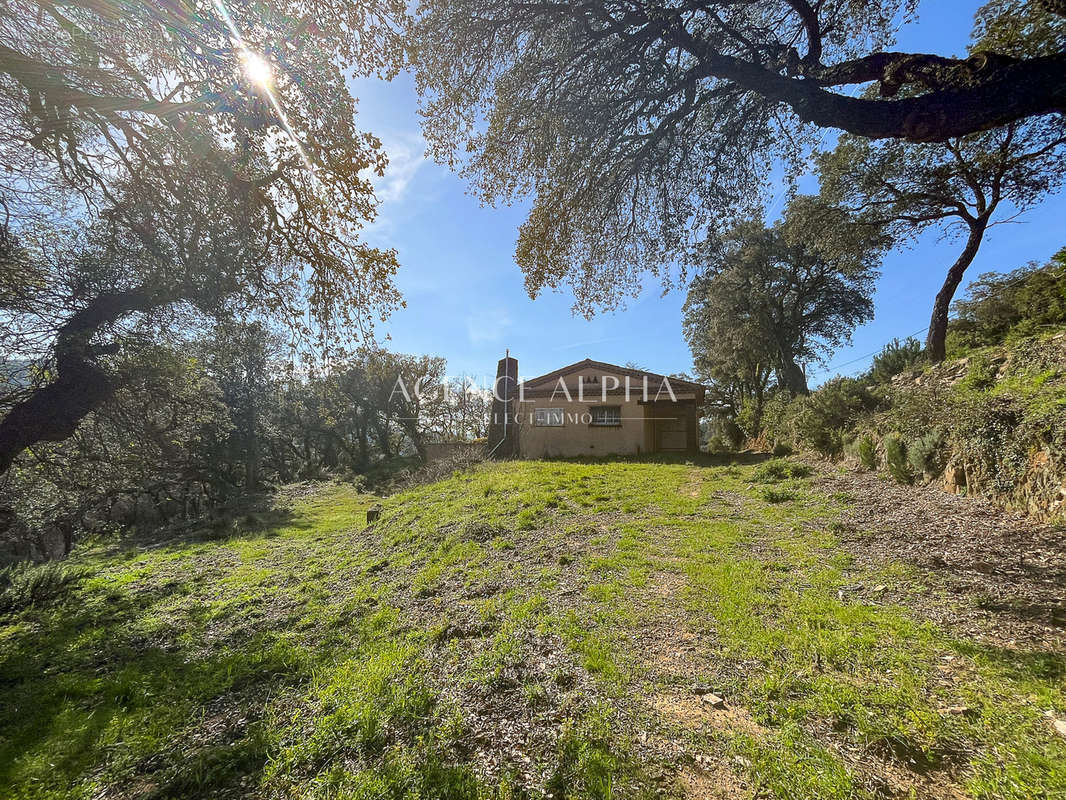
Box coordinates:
[855,332,1066,523]
[1,459,1064,799]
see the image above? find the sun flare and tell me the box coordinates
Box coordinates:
[240,50,273,87]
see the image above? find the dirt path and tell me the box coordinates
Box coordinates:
[619,462,1066,799]
[810,461,1066,652]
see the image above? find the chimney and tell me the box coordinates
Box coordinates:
[487,350,518,458]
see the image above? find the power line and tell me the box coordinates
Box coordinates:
[808,264,1047,381]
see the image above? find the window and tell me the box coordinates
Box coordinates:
[590,406,621,426]
[534,408,564,427]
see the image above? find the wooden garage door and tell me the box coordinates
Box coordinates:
[657,414,687,451]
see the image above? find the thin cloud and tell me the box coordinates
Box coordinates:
[362,131,428,241]
[466,308,512,344]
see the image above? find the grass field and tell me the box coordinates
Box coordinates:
[1,457,1064,799]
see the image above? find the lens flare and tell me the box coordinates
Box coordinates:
[240,51,273,87]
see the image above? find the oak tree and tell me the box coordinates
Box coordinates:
[684,198,882,397]
[413,0,1066,312]
[0,0,406,475]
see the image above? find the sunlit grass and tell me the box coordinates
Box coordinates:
[0,457,1063,798]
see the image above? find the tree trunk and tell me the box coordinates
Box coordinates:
[0,287,157,476]
[778,357,809,396]
[926,219,989,362]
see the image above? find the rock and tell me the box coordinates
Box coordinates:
[109,494,136,524]
[366,504,382,524]
[135,493,161,524]
[872,584,887,593]
[1055,719,1066,739]
[700,692,726,709]
[38,525,69,560]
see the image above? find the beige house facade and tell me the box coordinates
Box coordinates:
[502,359,706,459]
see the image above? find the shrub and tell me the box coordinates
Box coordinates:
[753,459,812,482]
[857,435,878,470]
[0,561,86,615]
[759,391,794,446]
[791,377,877,457]
[706,434,728,454]
[735,397,763,440]
[867,338,925,384]
[884,435,911,484]
[960,355,1000,392]
[908,431,945,477]
[772,441,793,457]
[761,487,797,504]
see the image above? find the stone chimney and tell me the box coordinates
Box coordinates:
[487,351,518,458]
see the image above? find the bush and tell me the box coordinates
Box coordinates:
[772,441,793,457]
[759,391,794,446]
[867,338,925,384]
[706,434,728,454]
[753,459,812,483]
[0,561,86,615]
[960,354,1000,392]
[761,487,797,503]
[857,435,878,470]
[884,435,911,484]
[908,431,944,477]
[735,397,763,440]
[791,377,877,457]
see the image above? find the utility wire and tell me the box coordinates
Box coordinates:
[808,264,1047,381]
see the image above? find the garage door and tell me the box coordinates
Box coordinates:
[657,415,687,451]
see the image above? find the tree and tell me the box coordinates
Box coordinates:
[818,114,1066,361]
[0,0,406,475]
[949,247,1066,348]
[866,338,925,383]
[683,285,777,429]
[413,0,1066,313]
[684,199,881,399]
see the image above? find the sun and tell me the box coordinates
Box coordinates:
[240,50,273,87]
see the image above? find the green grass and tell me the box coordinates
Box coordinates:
[1,459,1064,799]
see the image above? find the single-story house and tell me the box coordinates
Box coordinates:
[486,356,706,458]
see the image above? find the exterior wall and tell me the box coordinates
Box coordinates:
[515,397,699,458]
[516,397,649,458]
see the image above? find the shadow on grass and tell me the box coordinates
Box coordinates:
[535,451,773,468]
[0,497,342,797]
[93,500,316,560]
[0,563,319,797]
[953,639,1066,684]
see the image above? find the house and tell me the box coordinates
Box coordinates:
[486,355,706,459]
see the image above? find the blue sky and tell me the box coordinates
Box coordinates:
[350,0,1066,387]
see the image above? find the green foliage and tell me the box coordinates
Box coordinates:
[791,378,877,457]
[772,441,794,458]
[961,354,1001,392]
[950,250,1066,353]
[867,338,925,384]
[857,435,878,471]
[735,397,765,440]
[0,561,85,615]
[908,431,945,478]
[685,201,880,401]
[884,436,912,484]
[760,486,798,504]
[415,0,1064,315]
[753,459,812,483]
[759,391,794,446]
